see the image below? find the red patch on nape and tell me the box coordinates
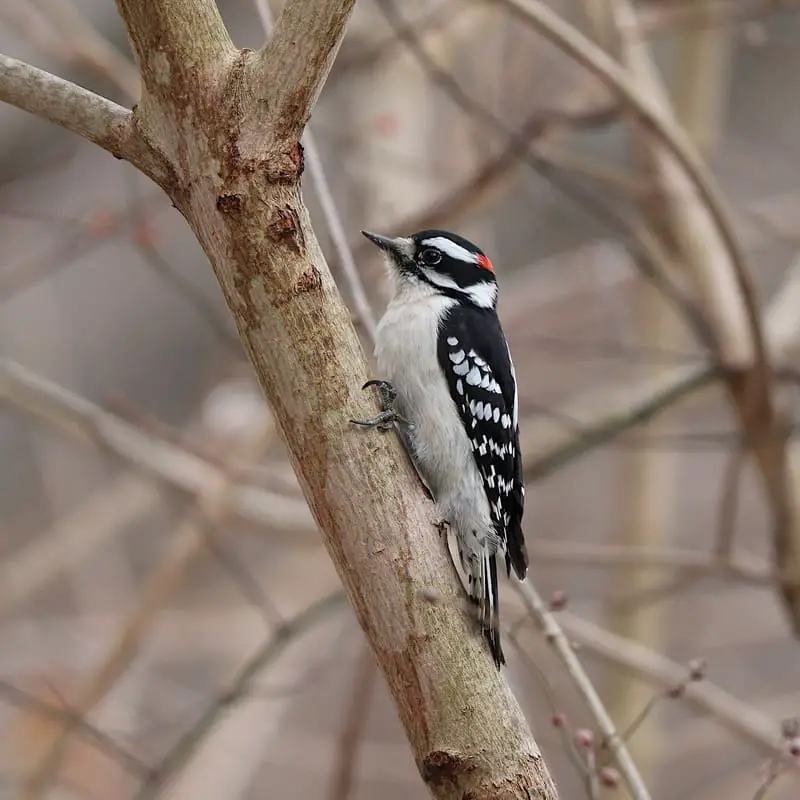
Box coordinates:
[477,254,494,273]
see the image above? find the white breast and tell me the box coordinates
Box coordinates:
[374,284,494,543]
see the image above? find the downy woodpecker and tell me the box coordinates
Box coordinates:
[352,229,528,667]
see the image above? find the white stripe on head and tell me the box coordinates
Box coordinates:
[421,236,479,264]
[419,268,497,308]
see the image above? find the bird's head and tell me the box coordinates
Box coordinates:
[361,229,498,309]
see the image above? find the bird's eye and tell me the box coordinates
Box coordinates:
[420,248,442,266]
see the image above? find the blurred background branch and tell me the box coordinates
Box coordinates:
[1,0,800,797]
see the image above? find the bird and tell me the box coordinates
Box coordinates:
[351,228,528,667]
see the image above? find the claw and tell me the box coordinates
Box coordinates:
[352,379,412,431]
[361,379,398,410]
[434,520,450,538]
[350,409,410,431]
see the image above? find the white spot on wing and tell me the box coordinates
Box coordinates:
[493,407,500,423]
[466,366,481,386]
[449,349,465,364]
[456,379,464,395]
[447,336,458,346]
[452,359,470,376]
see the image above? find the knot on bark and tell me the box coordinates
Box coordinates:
[267,206,305,255]
[422,749,477,791]
[292,266,322,296]
[265,141,305,184]
[216,193,244,214]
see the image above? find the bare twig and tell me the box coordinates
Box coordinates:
[0,476,158,617]
[752,758,786,800]
[0,359,315,536]
[557,611,800,771]
[351,92,618,258]
[528,541,777,584]
[496,0,760,349]
[33,0,140,99]
[0,679,150,780]
[135,591,347,799]
[523,365,715,479]
[20,413,276,796]
[515,582,653,800]
[328,644,378,800]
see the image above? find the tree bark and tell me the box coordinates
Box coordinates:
[0,1,559,797]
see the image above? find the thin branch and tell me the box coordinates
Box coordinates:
[0,359,315,536]
[20,414,277,797]
[328,644,378,800]
[0,476,157,618]
[528,541,777,585]
[556,611,800,772]
[135,592,347,799]
[515,582,653,800]
[0,54,167,182]
[0,680,150,780]
[496,0,765,370]
[523,365,715,480]
[349,93,619,264]
[32,0,141,100]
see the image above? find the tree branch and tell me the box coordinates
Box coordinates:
[114,0,232,101]
[497,0,761,369]
[515,582,652,799]
[135,591,347,798]
[0,53,167,181]
[21,413,277,797]
[251,0,357,144]
[557,612,800,771]
[0,358,315,537]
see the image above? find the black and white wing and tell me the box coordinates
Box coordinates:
[437,305,528,580]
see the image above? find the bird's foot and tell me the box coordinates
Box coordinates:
[434,519,450,538]
[351,379,412,431]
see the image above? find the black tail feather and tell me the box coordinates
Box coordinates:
[483,554,505,668]
[505,518,528,581]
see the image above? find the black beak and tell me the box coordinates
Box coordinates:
[361,230,404,256]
